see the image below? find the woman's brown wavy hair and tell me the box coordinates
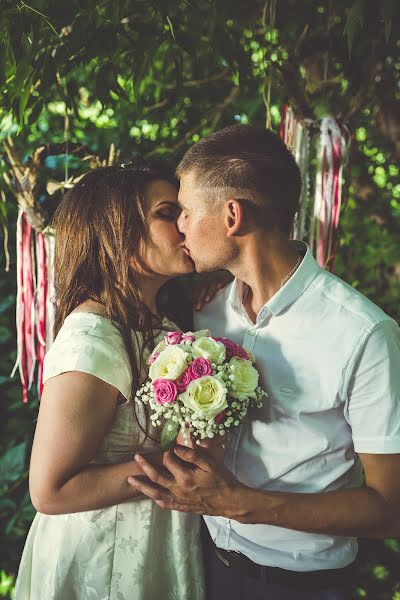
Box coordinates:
[52,159,192,439]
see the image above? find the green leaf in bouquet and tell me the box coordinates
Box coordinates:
[160,419,180,451]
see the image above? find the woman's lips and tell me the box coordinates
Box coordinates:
[183,245,191,256]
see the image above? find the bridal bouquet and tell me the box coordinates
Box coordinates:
[135,329,267,450]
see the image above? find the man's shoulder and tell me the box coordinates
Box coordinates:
[311,269,395,330]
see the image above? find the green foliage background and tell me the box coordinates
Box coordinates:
[0,1,399,598]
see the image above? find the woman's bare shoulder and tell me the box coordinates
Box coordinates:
[70,300,106,317]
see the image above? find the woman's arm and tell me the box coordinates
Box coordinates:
[29,371,162,515]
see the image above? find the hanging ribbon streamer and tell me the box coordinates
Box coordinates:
[11,210,25,400]
[280,106,349,272]
[11,210,35,403]
[280,105,312,242]
[35,232,47,397]
[313,117,348,270]
[11,209,55,402]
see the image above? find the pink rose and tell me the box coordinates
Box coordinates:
[152,379,178,405]
[215,410,226,424]
[182,334,196,344]
[149,352,159,365]
[213,337,249,360]
[165,331,182,345]
[175,368,193,392]
[189,357,213,379]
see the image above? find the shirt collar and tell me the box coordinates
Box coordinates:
[227,241,320,320]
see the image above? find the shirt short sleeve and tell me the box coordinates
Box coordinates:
[345,319,400,453]
[43,314,132,401]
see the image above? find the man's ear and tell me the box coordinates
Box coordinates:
[225,199,244,237]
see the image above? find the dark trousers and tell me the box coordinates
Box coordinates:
[202,527,353,600]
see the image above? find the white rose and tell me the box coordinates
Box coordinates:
[149,345,188,380]
[229,357,259,399]
[192,337,226,364]
[181,376,228,419]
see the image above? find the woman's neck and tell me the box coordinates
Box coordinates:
[135,275,168,316]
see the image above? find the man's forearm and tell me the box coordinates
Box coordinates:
[232,484,397,538]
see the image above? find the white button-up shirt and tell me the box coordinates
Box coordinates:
[195,241,400,571]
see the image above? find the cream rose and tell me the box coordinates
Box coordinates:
[181,376,228,419]
[149,346,188,381]
[192,337,226,364]
[229,357,259,399]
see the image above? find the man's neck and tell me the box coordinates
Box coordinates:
[231,234,301,322]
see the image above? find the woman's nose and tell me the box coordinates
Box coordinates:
[177,212,185,233]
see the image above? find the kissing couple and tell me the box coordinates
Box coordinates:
[15,125,400,600]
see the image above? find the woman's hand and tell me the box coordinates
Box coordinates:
[193,270,233,311]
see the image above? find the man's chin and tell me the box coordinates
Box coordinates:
[190,254,224,273]
[194,264,219,274]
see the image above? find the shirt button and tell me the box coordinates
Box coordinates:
[233,306,239,311]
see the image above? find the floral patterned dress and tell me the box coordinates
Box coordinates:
[15,312,205,600]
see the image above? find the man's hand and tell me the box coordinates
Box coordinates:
[127,445,247,518]
[193,270,233,311]
[128,449,400,538]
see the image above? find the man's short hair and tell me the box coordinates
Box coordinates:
[176,124,302,235]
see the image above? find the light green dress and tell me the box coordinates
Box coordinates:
[15,312,205,600]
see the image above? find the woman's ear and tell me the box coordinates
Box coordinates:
[225,199,244,237]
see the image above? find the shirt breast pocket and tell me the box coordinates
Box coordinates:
[271,382,338,417]
[270,385,299,415]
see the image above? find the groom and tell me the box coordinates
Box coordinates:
[128,124,400,599]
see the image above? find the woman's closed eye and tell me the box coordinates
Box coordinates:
[157,212,177,221]
[155,204,181,221]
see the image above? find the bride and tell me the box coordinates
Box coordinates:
[15,160,205,600]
